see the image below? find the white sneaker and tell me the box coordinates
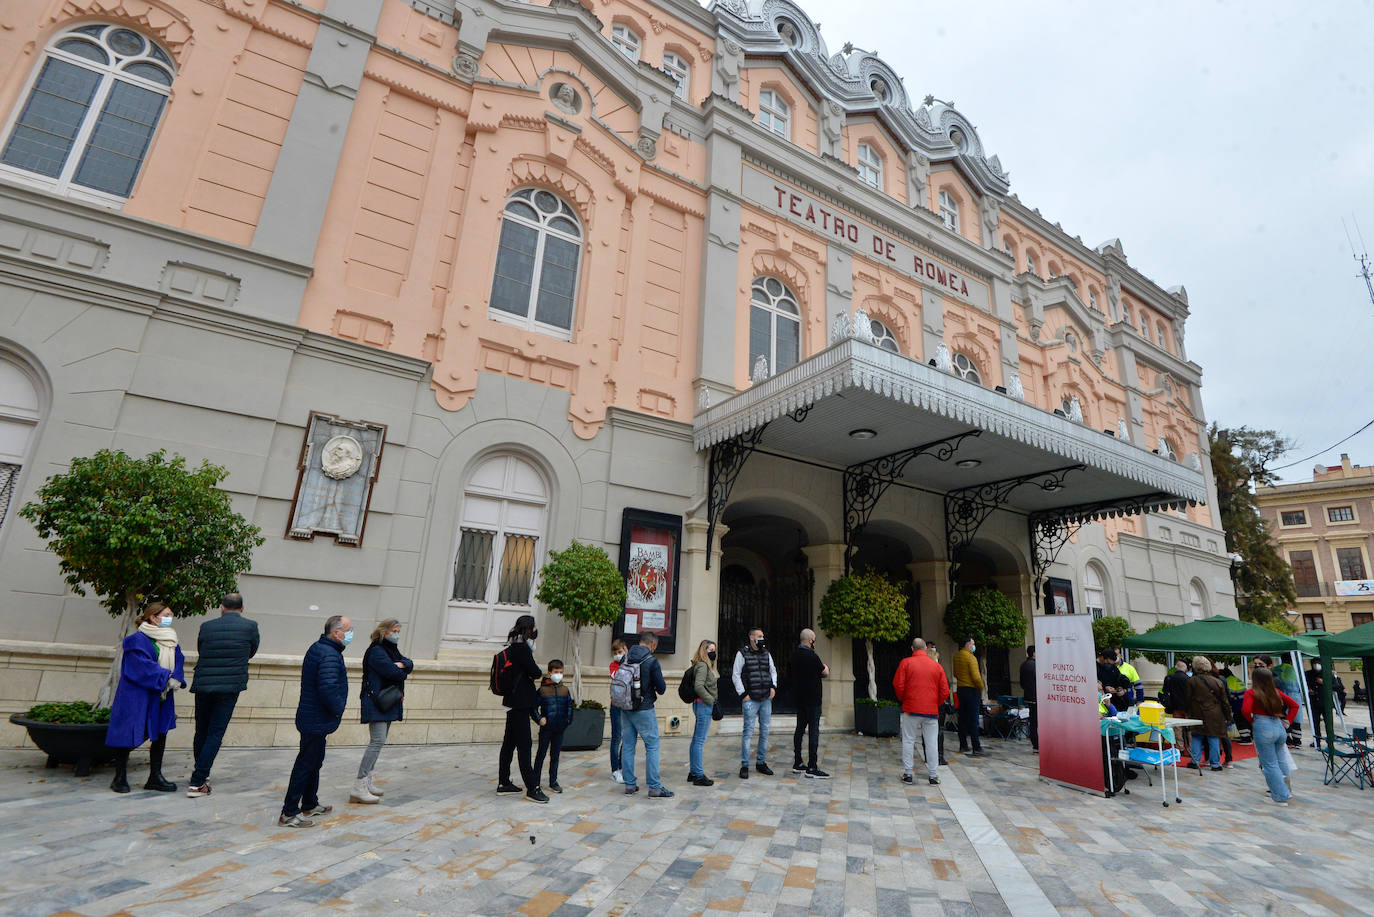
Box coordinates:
[611,770,624,784]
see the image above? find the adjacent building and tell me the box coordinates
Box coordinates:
[0,0,1235,747]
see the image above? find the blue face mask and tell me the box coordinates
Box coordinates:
[343,630,354,647]
[160,616,173,627]
[385,633,400,644]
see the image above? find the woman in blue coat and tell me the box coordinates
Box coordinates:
[106,602,186,793]
[350,618,413,804]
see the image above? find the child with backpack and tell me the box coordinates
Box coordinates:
[534,659,574,793]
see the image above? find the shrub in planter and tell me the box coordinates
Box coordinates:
[535,541,627,705]
[943,586,1026,687]
[819,571,910,701]
[10,702,115,776]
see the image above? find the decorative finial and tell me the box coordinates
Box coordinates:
[935,342,953,372]
[1067,397,1084,423]
[851,309,874,344]
[1117,418,1130,442]
[751,355,770,383]
[1006,371,1024,400]
[696,383,711,411]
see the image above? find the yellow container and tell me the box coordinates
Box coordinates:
[1138,701,1166,726]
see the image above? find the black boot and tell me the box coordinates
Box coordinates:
[143,736,176,792]
[110,749,130,794]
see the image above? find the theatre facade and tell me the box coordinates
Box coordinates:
[0,0,1235,746]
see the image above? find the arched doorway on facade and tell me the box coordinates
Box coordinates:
[952,539,1028,699]
[717,508,815,714]
[847,526,926,703]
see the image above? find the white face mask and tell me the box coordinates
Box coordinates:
[615,653,625,663]
[551,673,563,684]
[527,639,536,653]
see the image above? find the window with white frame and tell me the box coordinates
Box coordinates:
[1089,290,1099,311]
[1084,563,1107,620]
[938,189,960,233]
[1161,438,1179,461]
[1140,312,1149,337]
[758,89,789,137]
[1188,579,1206,620]
[662,51,690,101]
[489,188,582,336]
[610,23,641,61]
[1025,251,1037,277]
[1156,323,1167,348]
[951,352,981,385]
[869,318,899,353]
[1328,505,1356,523]
[448,454,548,642]
[749,277,801,376]
[0,355,41,535]
[856,142,882,189]
[1,23,174,202]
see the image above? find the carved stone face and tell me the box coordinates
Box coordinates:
[320,435,363,480]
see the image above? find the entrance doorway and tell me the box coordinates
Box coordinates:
[717,563,814,714]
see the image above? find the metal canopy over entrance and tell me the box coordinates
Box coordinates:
[698,338,1208,587]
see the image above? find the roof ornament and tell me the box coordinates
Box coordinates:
[697,383,711,411]
[851,308,875,344]
[1117,418,1130,442]
[829,312,852,343]
[1067,397,1084,424]
[1187,453,1203,471]
[1006,371,1024,400]
[751,355,771,384]
[934,342,953,373]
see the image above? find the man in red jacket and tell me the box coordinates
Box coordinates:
[893,637,950,786]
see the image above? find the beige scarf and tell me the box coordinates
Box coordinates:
[137,620,179,680]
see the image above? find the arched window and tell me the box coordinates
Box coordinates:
[869,317,899,353]
[489,188,583,336]
[1161,438,1179,461]
[448,454,549,642]
[1089,290,1099,311]
[1140,311,1150,337]
[610,23,641,61]
[1025,251,1038,277]
[1083,563,1108,620]
[758,89,789,137]
[1189,579,1206,620]
[662,51,690,101]
[0,354,42,535]
[1156,322,1167,349]
[749,276,800,376]
[1,23,174,201]
[856,142,882,189]
[951,351,981,385]
[938,189,960,233]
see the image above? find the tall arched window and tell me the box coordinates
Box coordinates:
[869,318,899,353]
[856,142,882,189]
[1,23,174,201]
[749,277,800,376]
[1084,563,1107,620]
[1189,579,1206,620]
[448,454,549,642]
[938,189,960,233]
[1025,251,1038,277]
[951,351,981,385]
[1156,322,1167,349]
[758,89,789,137]
[662,51,690,101]
[0,355,42,535]
[610,23,641,61]
[489,188,582,337]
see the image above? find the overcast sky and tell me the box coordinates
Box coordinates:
[789,0,1374,482]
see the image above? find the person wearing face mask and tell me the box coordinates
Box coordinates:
[687,639,720,786]
[280,614,352,828]
[732,627,778,778]
[106,601,187,793]
[952,636,984,757]
[534,659,574,793]
[608,639,628,783]
[1305,661,1326,746]
[497,614,547,803]
[351,619,413,804]
[789,628,830,778]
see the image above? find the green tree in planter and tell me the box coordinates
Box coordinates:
[535,541,626,701]
[943,587,1026,686]
[818,571,909,701]
[1092,616,1138,658]
[19,449,264,708]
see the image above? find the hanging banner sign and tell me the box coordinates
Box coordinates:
[1335,580,1374,596]
[741,165,991,311]
[1034,613,1104,794]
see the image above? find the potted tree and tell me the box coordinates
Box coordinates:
[12,449,263,774]
[535,540,626,751]
[942,586,1027,693]
[819,570,909,737]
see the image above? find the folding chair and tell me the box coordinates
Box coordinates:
[1321,736,1368,789]
[1353,727,1374,786]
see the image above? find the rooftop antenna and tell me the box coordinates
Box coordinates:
[1344,216,1374,309]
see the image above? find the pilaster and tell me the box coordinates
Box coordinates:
[803,542,853,726]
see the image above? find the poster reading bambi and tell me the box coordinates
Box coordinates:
[626,542,669,612]
[1034,613,1104,794]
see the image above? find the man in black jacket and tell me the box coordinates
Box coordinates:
[789,628,830,778]
[280,614,351,828]
[1019,645,1037,751]
[187,593,259,798]
[1096,649,1131,710]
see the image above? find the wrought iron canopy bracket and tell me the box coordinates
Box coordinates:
[944,464,1084,589]
[1027,490,1193,607]
[705,424,769,570]
[842,429,981,574]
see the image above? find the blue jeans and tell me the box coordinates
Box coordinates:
[1191,732,1221,768]
[690,701,712,776]
[620,708,662,791]
[1253,715,1292,801]
[609,706,622,772]
[741,696,772,764]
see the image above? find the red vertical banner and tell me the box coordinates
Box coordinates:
[1034,613,1104,794]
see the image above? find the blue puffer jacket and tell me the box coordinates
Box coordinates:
[360,640,413,723]
[536,677,574,731]
[296,635,348,735]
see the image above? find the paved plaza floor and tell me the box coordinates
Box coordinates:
[4,716,1374,917]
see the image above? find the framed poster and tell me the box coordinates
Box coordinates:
[615,508,683,655]
[1044,576,1075,615]
[286,411,386,546]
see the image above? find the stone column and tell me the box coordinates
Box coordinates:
[680,517,726,657]
[921,288,944,363]
[825,246,853,334]
[802,542,852,727]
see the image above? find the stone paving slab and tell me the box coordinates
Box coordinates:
[1,721,1372,916]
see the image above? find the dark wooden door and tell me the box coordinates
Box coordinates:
[717,568,815,714]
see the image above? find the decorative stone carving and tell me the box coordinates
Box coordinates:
[907,151,930,210]
[287,412,386,546]
[1028,318,1043,342]
[1106,274,1121,318]
[751,354,770,383]
[451,52,479,80]
[551,82,582,114]
[1117,418,1130,442]
[1006,371,1024,400]
[718,0,746,19]
[1158,436,1169,456]
[697,383,711,411]
[1187,452,1202,471]
[724,39,741,55]
[980,196,1000,249]
[852,308,874,343]
[934,342,953,372]
[1067,397,1084,423]
[635,136,657,159]
[829,312,852,343]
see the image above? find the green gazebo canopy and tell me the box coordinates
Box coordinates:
[1121,615,1299,654]
[1316,621,1374,658]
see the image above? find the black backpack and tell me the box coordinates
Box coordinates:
[490,648,515,697]
[677,665,698,704]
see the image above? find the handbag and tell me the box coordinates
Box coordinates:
[712,701,724,721]
[374,684,403,712]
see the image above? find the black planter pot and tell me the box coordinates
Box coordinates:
[9,713,115,777]
[854,702,900,737]
[561,706,606,751]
